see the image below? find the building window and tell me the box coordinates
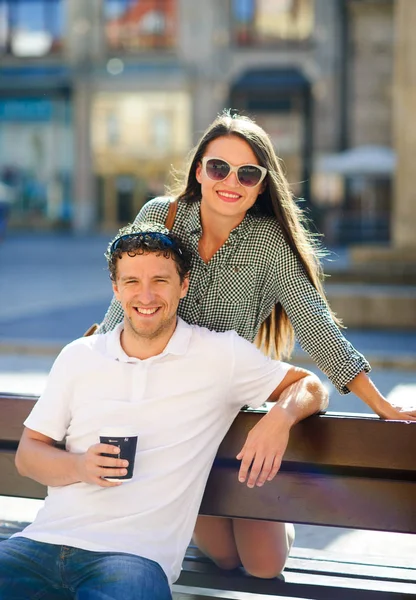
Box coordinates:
[92,91,191,225]
[104,0,177,52]
[232,0,314,46]
[0,96,73,227]
[0,0,64,57]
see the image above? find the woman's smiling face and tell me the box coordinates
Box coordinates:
[196,135,265,222]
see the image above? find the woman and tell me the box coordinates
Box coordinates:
[98,111,415,578]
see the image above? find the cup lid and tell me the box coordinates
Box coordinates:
[99,427,138,438]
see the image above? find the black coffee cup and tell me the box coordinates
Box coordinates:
[99,427,138,482]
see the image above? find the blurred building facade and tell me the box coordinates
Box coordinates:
[0,0,409,248]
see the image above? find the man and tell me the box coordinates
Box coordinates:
[0,223,328,599]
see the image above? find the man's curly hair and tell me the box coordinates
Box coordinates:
[105,221,192,282]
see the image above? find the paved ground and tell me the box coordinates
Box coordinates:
[0,231,415,577]
[0,231,113,347]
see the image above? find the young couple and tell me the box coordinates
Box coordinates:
[1,112,413,600]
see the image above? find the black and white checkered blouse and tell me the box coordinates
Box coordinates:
[98,197,370,394]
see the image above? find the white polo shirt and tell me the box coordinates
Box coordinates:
[17,318,290,585]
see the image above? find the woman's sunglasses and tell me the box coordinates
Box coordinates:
[201,157,267,188]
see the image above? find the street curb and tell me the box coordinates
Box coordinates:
[1,340,416,371]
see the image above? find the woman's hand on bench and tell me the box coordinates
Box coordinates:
[347,372,416,421]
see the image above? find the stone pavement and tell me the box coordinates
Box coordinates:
[0,231,415,580]
[0,231,113,349]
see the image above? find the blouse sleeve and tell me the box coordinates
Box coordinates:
[273,233,370,394]
[96,197,171,334]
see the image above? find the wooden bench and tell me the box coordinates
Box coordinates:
[1,391,415,599]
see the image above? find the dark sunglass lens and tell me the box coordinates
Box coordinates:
[111,232,174,253]
[206,159,230,181]
[238,166,262,187]
[156,234,173,248]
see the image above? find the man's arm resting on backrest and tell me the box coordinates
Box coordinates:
[269,366,328,424]
[15,427,129,488]
[237,367,328,488]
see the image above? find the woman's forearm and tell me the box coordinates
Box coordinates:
[347,371,416,420]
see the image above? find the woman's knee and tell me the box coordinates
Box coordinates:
[243,551,288,579]
[242,540,292,578]
[234,521,295,579]
[193,516,241,570]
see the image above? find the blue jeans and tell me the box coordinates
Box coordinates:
[0,537,171,599]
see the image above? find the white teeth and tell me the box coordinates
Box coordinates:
[219,191,240,199]
[136,307,158,315]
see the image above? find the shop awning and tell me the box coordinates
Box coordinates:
[231,68,310,93]
[0,66,72,94]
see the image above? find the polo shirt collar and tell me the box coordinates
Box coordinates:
[163,317,192,356]
[106,318,192,363]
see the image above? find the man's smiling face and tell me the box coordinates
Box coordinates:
[112,251,189,342]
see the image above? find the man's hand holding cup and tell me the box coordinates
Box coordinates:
[75,428,138,487]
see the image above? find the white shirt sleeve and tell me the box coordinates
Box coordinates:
[228,332,291,410]
[24,345,74,441]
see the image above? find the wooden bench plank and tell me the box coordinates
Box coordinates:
[2,447,415,533]
[177,561,416,599]
[1,392,416,599]
[1,394,415,472]
[1,393,415,533]
[0,450,46,499]
[0,395,37,443]
[292,546,416,570]
[218,409,416,471]
[285,557,416,584]
[179,545,416,597]
[184,546,416,583]
[200,467,416,533]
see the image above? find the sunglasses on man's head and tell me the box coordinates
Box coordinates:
[110,231,182,255]
[201,157,267,188]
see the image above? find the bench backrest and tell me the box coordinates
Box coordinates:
[1,393,415,533]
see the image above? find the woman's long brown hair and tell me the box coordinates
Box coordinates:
[169,111,340,359]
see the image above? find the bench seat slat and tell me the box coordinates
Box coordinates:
[183,546,416,585]
[284,557,416,584]
[291,546,416,570]
[177,561,416,599]
[182,553,416,585]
